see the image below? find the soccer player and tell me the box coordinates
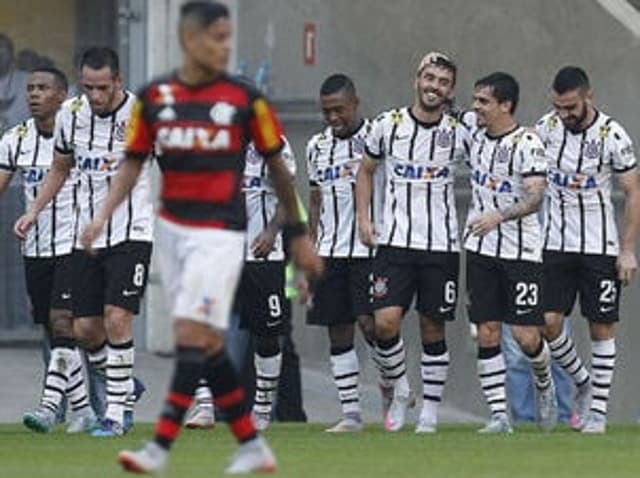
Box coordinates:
[356,52,470,433]
[536,66,640,433]
[15,47,153,437]
[1,67,96,433]
[464,72,556,434]
[185,137,298,431]
[80,2,321,474]
[306,73,387,432]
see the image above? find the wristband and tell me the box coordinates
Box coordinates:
[283,222,307,240]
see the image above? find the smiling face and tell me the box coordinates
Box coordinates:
[414,63,455,114]
[320,88,359,138]
[472,85,511,129]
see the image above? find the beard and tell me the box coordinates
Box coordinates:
[418,91,446,113]
[562,102,589,132]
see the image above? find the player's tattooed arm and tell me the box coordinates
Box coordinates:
[500,175,546,221]
[470,175,545,237]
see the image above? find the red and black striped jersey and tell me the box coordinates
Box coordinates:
[126,72,284,230]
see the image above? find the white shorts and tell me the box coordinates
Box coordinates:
[156,217,245,329]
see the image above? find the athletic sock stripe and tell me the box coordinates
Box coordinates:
[423,394,442,402]
[334,371,359,381]
[106,376,132,382]
[387,370,406,380]
[66,381,84,394]
[255,386,277,392]
[70,395,88,405]
[69,367,83,377]
[422,379,445,386]
[340,398,359,404]
[482,382,505,391]
[549,336,570,351]
[592,365,615,371]
[420,360,449,367]
[337,384,358,391]
[44,385,66,396]
[479,369,506,378]
[376,348,403,359]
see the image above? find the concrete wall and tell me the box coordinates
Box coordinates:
[236,0,640,422]
[237,0,640,130]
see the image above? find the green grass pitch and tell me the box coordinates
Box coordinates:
[1,423,638,477]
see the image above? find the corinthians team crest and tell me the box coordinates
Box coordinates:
[583,138,602,159]
[371,276,389,299]
[435,129,453,148]
[494,144,511,163]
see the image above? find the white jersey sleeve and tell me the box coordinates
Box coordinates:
[608,121,637,172]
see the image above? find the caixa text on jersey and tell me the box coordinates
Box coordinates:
[76,155,121,172]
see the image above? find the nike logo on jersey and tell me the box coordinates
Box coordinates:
[515,308,533,315]
[599,305,615,313]
[266,319,282,328]
[122,289,139,297]
[438,305,454,313]
[60,293,71,300]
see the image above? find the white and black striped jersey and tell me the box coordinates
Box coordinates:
[243,137,296,262]
[535,111,637,256]
[307,120,376,258]
[0,119,76,258]
[464,125,547,262]
[54,93,153,249]
[365,108,470,252]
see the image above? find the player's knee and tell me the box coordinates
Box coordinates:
[375,318,399,341]
[542,312,564,340]
[174,319,223,354]
[419,316,445,342]
[357,315,376,342]
[477,323,501,348]
[73,317,105,349]
[104,305,133,341]
[328,323,355,348]
[49,308,73,338]
[589,321,615,341]
[512,327,540,355]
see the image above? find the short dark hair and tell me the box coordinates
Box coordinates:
[552,66,590,95]
[475,72,519,113]
[320,73,356,97]
[180,1,229,28]
[32,66,68,92]
[79,47,119,74]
